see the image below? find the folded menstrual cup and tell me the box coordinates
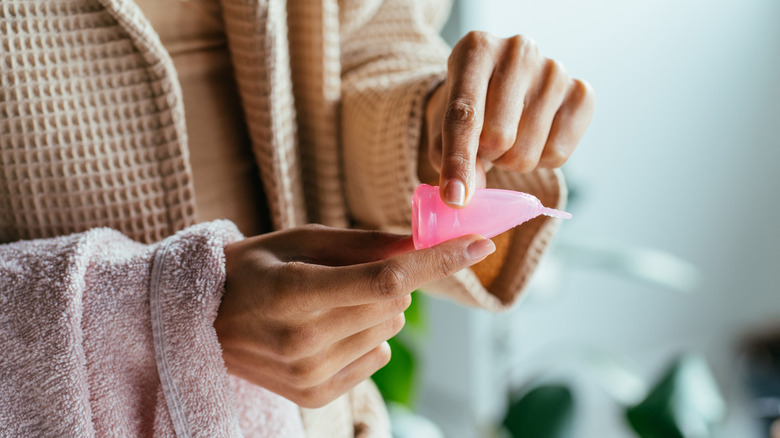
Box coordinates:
[411,184,572,250]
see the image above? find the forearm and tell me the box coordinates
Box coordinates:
[340,0,450,231]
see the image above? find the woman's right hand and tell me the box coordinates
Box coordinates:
[214,224,495,408]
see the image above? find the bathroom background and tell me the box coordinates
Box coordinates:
[378,0,780,436]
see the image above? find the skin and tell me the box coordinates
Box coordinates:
[419,31,596,207]
[216,31,594,408]
[215,225,496,408]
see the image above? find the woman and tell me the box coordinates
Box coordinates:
[0,0,594,436]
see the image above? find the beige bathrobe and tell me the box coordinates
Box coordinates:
[0,0,566,436]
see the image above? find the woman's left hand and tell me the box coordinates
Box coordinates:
[420,31,596,208]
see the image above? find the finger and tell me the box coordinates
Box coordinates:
[285,313,406,388]
[222,314,403,397]
[324,294,412,341]
[538,79,596,168]
[254,342,393,409]
[264,224,414,266]
[292,342,393,408]
[309,234,496,308]
[494,59,569,173]
[271,295,411,354]
[439,31,498,208]
[220,298,405,363]
[478,36,536,162]
[428,136,489,188]
[223,342,392,409]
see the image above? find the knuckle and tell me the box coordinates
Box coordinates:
[507,34,539,60]
[441,151,473,181]
[499,149,538,173]
[444,98,480,127]
[271,327,298,358]
[402,293,413,310]
[443,151,470,168]
[506,34,535,56]
[450,31,495,69]
[279,261,308,282]
[287,358,324,388]
[544,59,569,92]
[542,148,569,168]
[373,261,407,297]
[545,58,567,78]
[513,155,539,173]
[570,79,596,108]
[463,30,493,50]
[505,34,524,52]
[392,294,412,313]
[435,247,460,278]
[390,313,406,336]
[480,125,516,153]
[274,325,318,360]
[527,37,540,56]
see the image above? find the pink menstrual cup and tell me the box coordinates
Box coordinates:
[411,184,572,250]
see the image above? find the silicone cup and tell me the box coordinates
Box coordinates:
[411,184,571,250]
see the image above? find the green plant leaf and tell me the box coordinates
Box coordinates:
[502,384,574,438]
[625,354,725,438]
[371,337,417,408]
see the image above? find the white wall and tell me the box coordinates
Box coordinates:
[417,0,780,436]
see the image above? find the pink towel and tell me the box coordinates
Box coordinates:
[0,220,305,437]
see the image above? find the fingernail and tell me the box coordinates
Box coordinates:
[467,238,496,261]
[444,180,466,206]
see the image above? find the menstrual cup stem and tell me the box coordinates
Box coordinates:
[540,206,572,219]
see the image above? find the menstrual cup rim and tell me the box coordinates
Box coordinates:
[411,186,421,250]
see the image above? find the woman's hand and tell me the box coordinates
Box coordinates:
[214,224,495,408]
[420,31,596,207]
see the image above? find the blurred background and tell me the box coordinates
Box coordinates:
[377,0,780,436]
